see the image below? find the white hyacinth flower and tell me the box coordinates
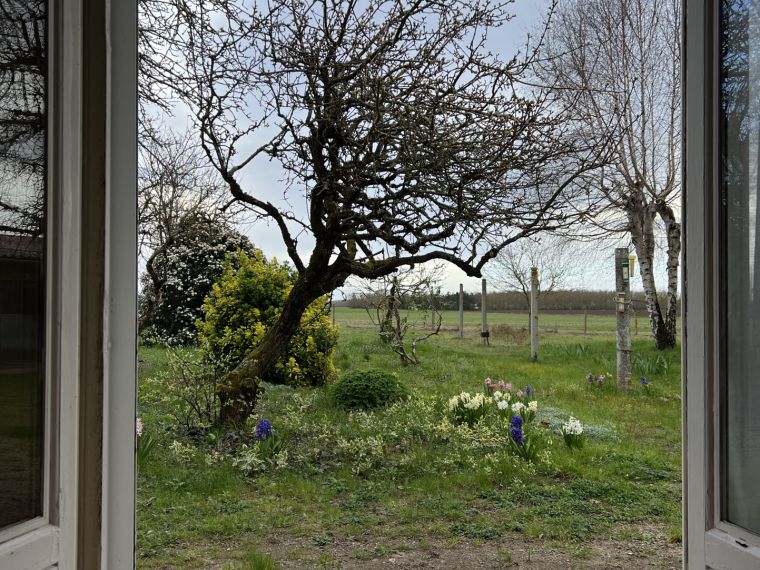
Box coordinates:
[562,416,584,435]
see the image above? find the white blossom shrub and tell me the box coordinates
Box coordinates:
[139,223,257,345]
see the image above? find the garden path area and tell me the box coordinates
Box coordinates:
[137,311,682,569]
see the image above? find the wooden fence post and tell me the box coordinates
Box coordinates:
[481,278,489,345]
[615,248,632,389]
[530,267,539,361]
[459,283,464,338]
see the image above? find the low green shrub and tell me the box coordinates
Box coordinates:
[330,368,408,410]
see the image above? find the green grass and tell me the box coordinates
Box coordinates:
[136,314,682,568]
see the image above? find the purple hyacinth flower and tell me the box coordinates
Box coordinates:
[639,376,650,386]
[509,415,525,446]
[255,418,273,441]
[586,373,594,383]
[525,385,534,397]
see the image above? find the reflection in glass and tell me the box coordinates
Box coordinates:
[721,0,760,535]
[0,0,46,529]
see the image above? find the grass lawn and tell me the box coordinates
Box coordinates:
[137,315,682,569]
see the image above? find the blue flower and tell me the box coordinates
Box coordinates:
[509,415,525,446]
[255,418,273,441]
[639,376,650,386]
[525,385,534,397]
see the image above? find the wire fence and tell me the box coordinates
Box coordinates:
[334,307,681,338]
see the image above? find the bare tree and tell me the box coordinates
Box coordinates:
[540,0,681,349]
[138,0,197,147]
[357,265,445,366]
[485,235,584,326]
[156,0,608,423]
[138,129,243,331]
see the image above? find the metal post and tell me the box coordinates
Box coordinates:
[459,283,464,338]
[481,278,489,345]
[530,267,539,361]
[615,248,632,389]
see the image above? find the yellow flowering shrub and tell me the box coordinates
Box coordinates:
[197,251,339,387]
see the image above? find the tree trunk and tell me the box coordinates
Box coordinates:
[217,273,324,425]
[138,247,164,332]
[628,194,675,350]
[657,202,681,349]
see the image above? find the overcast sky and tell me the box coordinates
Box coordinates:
[156,0,670,295]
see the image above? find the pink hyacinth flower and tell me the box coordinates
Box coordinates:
[517,389,524,398]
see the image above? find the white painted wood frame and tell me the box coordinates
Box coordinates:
[0,0,137,567]
[684,0,760,567]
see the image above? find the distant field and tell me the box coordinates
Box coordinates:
[333,306,680,336]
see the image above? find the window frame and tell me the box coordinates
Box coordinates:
[684,0,760,567]
[0,0,69,561]
[0,0,137,567]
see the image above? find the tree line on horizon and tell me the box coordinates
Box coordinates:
[338,289,680,315]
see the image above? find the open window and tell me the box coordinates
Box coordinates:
[684,0,760,567]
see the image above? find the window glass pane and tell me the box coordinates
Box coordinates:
[0,0,47,529]
[721,0,760,536]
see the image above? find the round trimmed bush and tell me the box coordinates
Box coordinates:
[331,369,408,410]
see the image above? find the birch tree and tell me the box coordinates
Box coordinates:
[542,0,681,349]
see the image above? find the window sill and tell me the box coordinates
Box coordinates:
[706,528,760,570]
[0,524,59,569]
